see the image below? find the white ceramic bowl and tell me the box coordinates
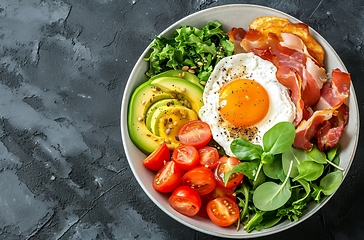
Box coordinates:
[120,4,359,238]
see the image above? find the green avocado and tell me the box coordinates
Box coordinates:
[149,70,203,90]
[145,98,183,132]
[150,77,204,113]
[128,81,175,154]
[149,105,198,136]
[128,76,204,154]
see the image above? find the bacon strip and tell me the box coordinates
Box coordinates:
[273,42,325,107]
[293,109,334,150]
[240,29,268,52]
[228,27,247,54]
[316,104,349,151]
[314,68,351,110]
[294,69,350,150]
[280,33,323,68]
[276,66,304,126]
[300,58,327,107]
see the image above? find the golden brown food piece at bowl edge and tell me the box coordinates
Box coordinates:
[249,16,325,66]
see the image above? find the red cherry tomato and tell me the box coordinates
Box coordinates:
[172,145,199,171]
[197,194,213,219]
[181,166,216,195]
[198,146,219,169]
[197,186,236,219]
[214,156,244,189]
[208,184,236,201]
[207,196,240,227]
[168,186,201,217]
[178,120,212,149]
[153,161,181,193]
[142,143,170,171]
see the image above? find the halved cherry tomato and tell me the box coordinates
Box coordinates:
[197,185,236,219]
[207,196,240,227]
[153,161,181,193]
[142,143,170,171]
[178,120,212,149]
[168,186,201,217]
[172,145,199,170]
[208,184,236,201]
[214,156,244,189]
[181,166,216,195]
[198,146,219,169]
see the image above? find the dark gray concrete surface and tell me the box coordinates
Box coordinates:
[0,0,363,239]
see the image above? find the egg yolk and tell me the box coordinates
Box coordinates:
[219,79,269,127]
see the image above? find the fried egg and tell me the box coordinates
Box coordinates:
[199,52,295,157]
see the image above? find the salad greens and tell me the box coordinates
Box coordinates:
[144,20,234,82]
[142,20,346,233]
[225,122,344,232]
[229,122,296,181]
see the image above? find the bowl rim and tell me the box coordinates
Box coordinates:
[120,3,360,238]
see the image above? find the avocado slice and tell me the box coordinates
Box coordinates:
[130,80,175,113]
[128,74,204,154]
[149,70,204,90]
[128,82,178,154]
[150,106,198,137]
[145,99,183,132]
[150,77,204,113]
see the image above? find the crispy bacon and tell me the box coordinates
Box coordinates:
[240,29,267,52]
[294,69,350,151]
[314,68,351,110]
[293,109,334,150]
[305,57,327,90]
[279,33,327,106]
[274,43,325,107]
[280,32,322,67]
[228,27,247,54]
[301,67,322,107]
[301,58,327,106]
[276,66,304,126]
[302,106,314,120]
[282,22,325,67]
[316,104,349,151]
[273,44,306,75]
[280,33,310,55]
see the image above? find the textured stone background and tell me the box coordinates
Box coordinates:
[0,0,363,239]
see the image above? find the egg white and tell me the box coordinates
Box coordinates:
[199,52,295,157]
